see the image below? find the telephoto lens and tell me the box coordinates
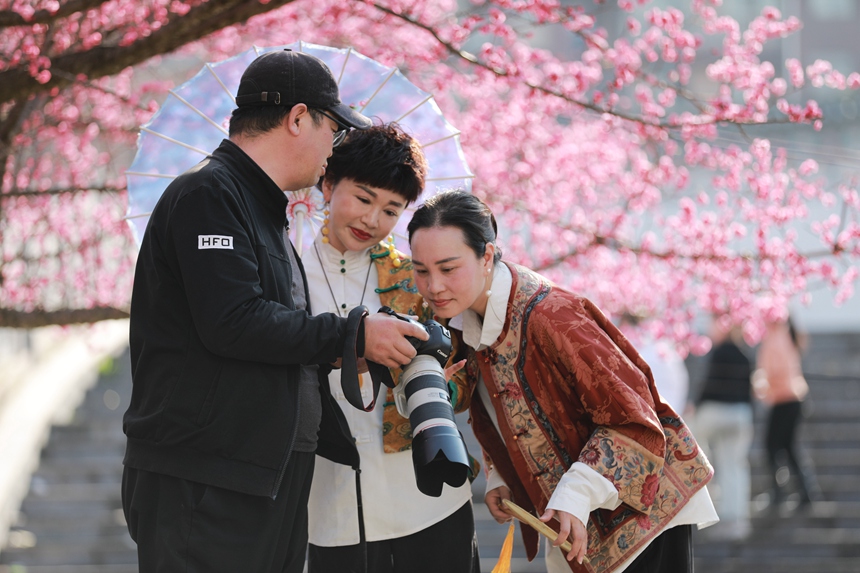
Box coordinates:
[360,307,473,497]
[399,338,472,497]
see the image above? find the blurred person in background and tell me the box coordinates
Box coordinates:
[753,315,823,511]
[692,317,754,541]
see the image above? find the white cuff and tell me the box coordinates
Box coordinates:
[546,462,620,527]
[485,465,508,496]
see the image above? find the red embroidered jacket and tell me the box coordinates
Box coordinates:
[462,263,713,573]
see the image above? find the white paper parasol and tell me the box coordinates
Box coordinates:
[125,42,474,253]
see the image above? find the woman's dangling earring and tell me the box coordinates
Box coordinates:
[321,205,330,244]
[387,234,401,268]
[485,268,492,299]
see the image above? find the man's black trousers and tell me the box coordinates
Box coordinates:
[122,451,315,573]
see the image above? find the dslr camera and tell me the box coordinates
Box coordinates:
[373,306,472,497]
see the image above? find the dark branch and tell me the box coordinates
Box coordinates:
[0,306,129,328]
[0,0,111,27]
[0,99,34,158]
[0,0,299,104]
[2,185,124,198]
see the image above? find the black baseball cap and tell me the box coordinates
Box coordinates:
[235,49,372,130]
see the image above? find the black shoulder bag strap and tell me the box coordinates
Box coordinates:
[342,306,397,412]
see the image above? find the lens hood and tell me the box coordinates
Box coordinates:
[411,425,472,497]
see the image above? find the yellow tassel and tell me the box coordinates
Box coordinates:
[491,521,516,573]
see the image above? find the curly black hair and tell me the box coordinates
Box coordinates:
[322,123,427,204]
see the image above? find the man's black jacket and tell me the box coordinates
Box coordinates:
[125,140,351,498]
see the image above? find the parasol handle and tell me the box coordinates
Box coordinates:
[292,203,308,253]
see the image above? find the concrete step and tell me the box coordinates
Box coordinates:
[5,523,130,545]
[746,447,860,466]
[774,423,860,443]
[42,423,125,441]
[792,404,860,421]
[2,528,134,554]
[10,512,125,535]
[17,498,123,522]
[39,440,126,458]
[749,474,860,498]
[0,544,137,567]
[17,482,122,504]
[0,566,138,573]
[694,556,860,573]
[30,462,123,486]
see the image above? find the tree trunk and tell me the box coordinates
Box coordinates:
[0,0,299,105]
[0,307,130,328]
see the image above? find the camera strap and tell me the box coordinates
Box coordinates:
[342,306,395,412]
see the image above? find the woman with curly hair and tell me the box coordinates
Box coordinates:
[304,126,478,573]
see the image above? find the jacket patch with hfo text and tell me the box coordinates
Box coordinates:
[198,235,233,249]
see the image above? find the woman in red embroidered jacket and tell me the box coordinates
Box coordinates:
[407,191,718,573]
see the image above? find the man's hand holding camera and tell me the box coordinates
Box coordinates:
[363,313,429,368]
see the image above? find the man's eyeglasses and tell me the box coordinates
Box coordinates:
[315,109,350,147]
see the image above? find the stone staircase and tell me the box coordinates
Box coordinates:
[692,332,860,573]
[0,352,137,573]
[1,333,859,573]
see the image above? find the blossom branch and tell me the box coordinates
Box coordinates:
[0,0,300,105]
[0,0,111,28]
[521,216,852,271]
[373,3,798,130]
[371,3,642,122]
[50,69,155,111]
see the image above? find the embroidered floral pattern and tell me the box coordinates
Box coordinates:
[478,271,568,500]
[640,474,660,507]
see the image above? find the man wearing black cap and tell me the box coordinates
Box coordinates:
[122,49,429,572]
